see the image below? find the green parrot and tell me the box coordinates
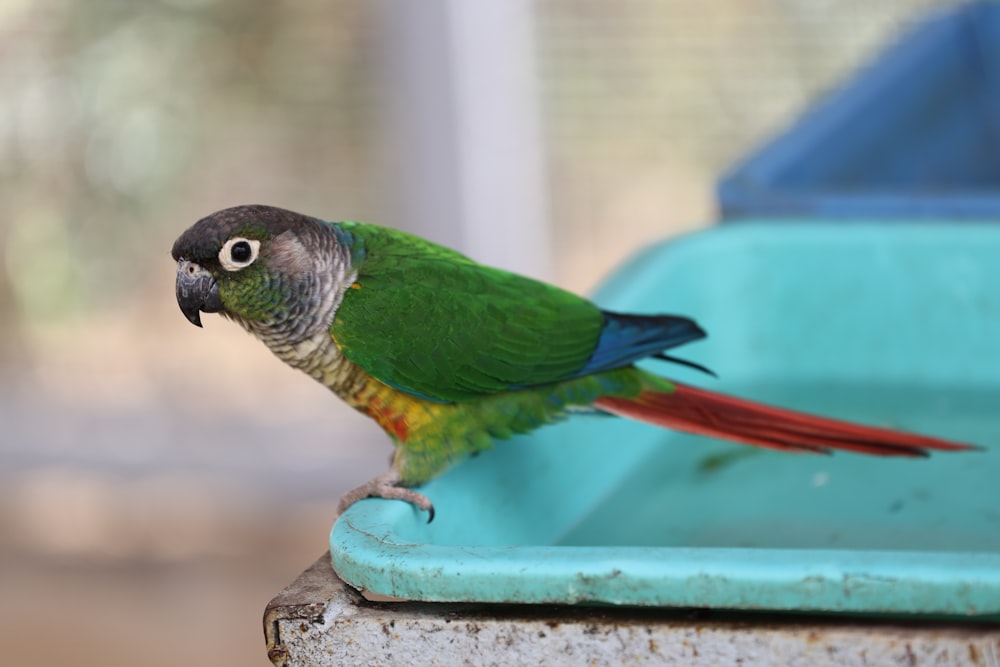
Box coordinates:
[172,205,976,521]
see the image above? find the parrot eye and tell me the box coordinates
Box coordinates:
[218,237,261,272]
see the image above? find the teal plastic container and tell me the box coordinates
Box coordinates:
[331,223,1000,616]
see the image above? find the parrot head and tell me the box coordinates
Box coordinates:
[171,205,355,340]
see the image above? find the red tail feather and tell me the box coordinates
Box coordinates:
[594,383,977,457]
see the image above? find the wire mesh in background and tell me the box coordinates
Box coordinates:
[0,2,952,666]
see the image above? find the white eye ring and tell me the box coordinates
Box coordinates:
[218,237,261,272]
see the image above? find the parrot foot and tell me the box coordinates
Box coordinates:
[336,470,435,523]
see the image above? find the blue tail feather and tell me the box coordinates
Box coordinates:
[577,311,707,376]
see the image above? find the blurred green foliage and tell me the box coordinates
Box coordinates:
[0,0,378,336]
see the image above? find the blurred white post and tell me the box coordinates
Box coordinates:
[377,0,551,280]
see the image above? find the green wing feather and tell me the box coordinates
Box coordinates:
[330,223,603,402]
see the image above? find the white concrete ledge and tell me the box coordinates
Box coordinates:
[265,553,1000,666]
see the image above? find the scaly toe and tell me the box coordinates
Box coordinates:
[335,470,435,522]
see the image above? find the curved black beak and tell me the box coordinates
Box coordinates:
[175,260,223,327]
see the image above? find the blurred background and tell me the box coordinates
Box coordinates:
[0,0,955,664]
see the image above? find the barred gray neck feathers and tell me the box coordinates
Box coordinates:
[244,227,357,375]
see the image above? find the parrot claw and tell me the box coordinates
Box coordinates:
[336,470,435,523]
